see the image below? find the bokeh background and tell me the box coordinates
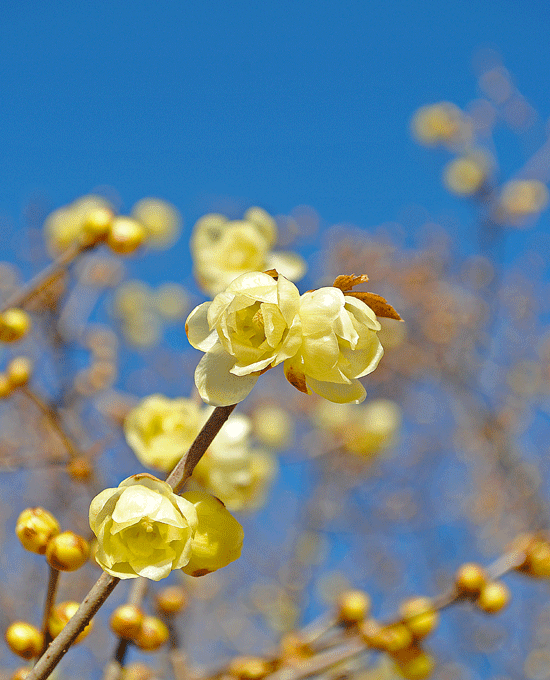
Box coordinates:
[2,2,550,680]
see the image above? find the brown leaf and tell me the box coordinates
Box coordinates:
[332,274,369,292]
[346,291,403,321]
[284,364,310,395]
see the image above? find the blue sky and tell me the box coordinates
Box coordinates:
[1,1,549,258]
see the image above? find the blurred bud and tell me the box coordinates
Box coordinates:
[5,622,43,659]
[392,646,436,680]
[372,623,413,653]
[110,604,145,640]
[66,456,94,482]
[454,562,488,595]
[121,663,155,680]
[134,615,169,652]
[443,153,490,196]
[107,217,147,255]
[16,507,60,554]
[399,597,439,639]
[6,356,33,387]
[411,102,470,148]
[520,537,550,577]
[229,656,274,680]
[131,198,182,249]
[476,581,510,614]
[48,601,94,643]
[337,589,371,624]
[80,207,114,245]
[155,585,188,615]
[252,405,294,450]
[0,373,13,398]
[45,531,90,571]
[498,179,549,219]
[180,491,244,577]
[0,309,31,343]
[11,667,32,680]
[279,632,312,663]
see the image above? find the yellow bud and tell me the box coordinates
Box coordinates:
[16,507,60,554]
[11,667,33,680]
[181,491,244,577]
[107,217,147,255]
[6,356,33,387]
[5,622,43,660]
[229,656,273,680]
[80,207,115,244]
[392,646,436,680]
[131,198,182,249]
[48,601,94,643]
[399,597,439,639]
[279,632,312,662]
[45,531,90,571]
[0,373,13,398]
[120,663,155,680]
[521,537,550,578]
[155,585,188,615]
[411,102,469,148]
[110,604,145,640]
[443,154,488,196]
[337,589,371,624]
[454,562,488,596]
[499,179,549,218]
[476,581,510,614]
[361,620,412,653]
[134,615,169,652]
[66,456,94,482]
[0,309,32,343]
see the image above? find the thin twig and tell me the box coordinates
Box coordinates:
[38,565,60,657]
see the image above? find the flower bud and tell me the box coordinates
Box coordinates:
[110,604,145,640]
[11,667,33,680]
[180,491,244,577]
[131,198,181,250]
[134,615,169,651]
[155,585,188,615]
[476,580,510,614]
[107,217,147,255]
[80,207,114,244]
[48,601,94,643]
[229,656,274,680]
[399,597,439,639]
[0,373,13,398]
[5,622,43,659]
[45,531,90,571]
[6,356,33,387]
[454,562,487,596]
[336,590,371,624]
[66,456,94,482]
[16,507,60,554]
[392,646,435,680]
[520,537,550,577]
[0,309,32,343]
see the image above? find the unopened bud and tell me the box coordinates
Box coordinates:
[16,507,60,554]
[399,597,439,639]
[48,601,94,643]
[476,580,510,614]
[107,217,147,255]
[454,562,487,596]
[155,585,188,615]
[6,357,33,387]
[46,531,90,571]
[0,309,32,343]
[5,622,43,660]
[134,615,169,652]
[337,589,371,624]
[110,604,144,640]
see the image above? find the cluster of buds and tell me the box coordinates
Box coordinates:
[110,604,169,652]
[454,562,510,614]
[15,506,90,571]
[191,206,306,297]
[44,194,181,257]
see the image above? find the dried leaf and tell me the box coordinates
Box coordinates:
[346,291,403,321]
[332,274,369,292]
[263,269,279,280]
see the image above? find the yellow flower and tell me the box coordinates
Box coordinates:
[411,102,471,149]
[181,490,244,576]
[284,287,383,404]
[193,414,277,511]
[498,179,549,220]
[124,395,206,472]
[187,274,384,406]
[186,271,303,405]
[191,208,306,296]
[89,474,198,580]
[44,195,114,255]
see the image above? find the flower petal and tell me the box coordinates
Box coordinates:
[305,376,367,404]
[185,302,218,351]
[195,344,259,406]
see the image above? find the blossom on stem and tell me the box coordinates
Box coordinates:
[186,271,391,406]
[89,474,198,580]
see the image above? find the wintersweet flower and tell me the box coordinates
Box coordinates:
[186,272,398,406]
[124,395,206,472]
[89,474,198,580]
[180,490,244,576]
[186,271,303,405]
[191,207,306,296]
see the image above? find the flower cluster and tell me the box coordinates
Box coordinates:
[89,474,243,580]
[186,272,399,406]
[191,207,306,297]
